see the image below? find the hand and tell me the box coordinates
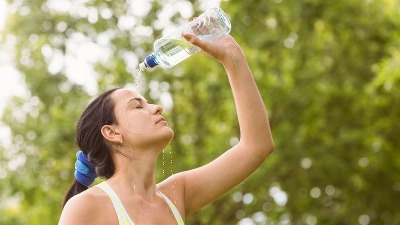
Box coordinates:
[183,33,245,67]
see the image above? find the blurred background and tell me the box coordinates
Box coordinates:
[0,0,399,224]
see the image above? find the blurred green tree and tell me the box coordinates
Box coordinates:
[0,0,399,224]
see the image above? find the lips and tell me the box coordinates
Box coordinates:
[156,117,166,124]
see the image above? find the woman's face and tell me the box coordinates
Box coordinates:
[110,89,174,149]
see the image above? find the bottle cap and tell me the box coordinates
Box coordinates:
[144,54,158,68]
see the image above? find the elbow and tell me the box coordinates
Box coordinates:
[250,141,274,164]
[248,127,274,157]
[263,141,275,157]
[239,126,274,159]
[240,135,275,158]
[257,134,274,157]
[250,139,275,160]
[260,134,275,158]
[268,141,275,153]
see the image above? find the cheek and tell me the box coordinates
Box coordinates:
[123,112,150,133]
[126,118,144,130]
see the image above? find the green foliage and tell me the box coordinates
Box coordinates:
[1,0,399,224]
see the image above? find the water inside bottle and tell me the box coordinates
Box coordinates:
[159,38,199,56]
[156,38,200,67]
[139,7,230,69]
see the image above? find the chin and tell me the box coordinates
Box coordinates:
[157,128,174,144]
[165,128,175,141]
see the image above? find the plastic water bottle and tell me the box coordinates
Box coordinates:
[139,7,231,70]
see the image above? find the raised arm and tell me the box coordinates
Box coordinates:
[175,34,275,216]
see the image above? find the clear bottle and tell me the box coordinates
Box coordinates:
[139,7,231,70]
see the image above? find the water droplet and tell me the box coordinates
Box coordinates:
[169,147,174,176]
[162,149,166,178]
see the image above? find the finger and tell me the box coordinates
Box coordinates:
[183,33,211,52]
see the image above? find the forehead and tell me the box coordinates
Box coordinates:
[112,89,144,105]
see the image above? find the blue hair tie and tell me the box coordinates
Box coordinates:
[74,150,97,187]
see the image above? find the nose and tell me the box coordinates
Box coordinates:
[152,104,163,114]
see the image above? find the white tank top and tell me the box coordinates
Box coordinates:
[96,181,185,225]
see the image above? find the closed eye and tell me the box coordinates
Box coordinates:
[126,97,148,109]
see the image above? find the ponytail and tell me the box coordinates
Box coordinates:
[62,150,97,207]
[63,88,120,207]
[63,181,87,207]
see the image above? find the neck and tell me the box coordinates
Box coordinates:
[107,146,161,199]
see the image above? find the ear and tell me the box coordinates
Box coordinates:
[101,125,123,144]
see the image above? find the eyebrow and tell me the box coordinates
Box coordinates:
[126,97,147,105]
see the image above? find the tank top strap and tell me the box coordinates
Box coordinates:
[96,181,136,225]
[158,191,185,225]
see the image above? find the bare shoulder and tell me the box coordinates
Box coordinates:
[157,172,186,215]
[58,186,115,225]
[158,172,185,195]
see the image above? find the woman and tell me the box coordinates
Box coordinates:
[58,33,274,225]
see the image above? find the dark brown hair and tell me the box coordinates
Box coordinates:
[63,88,120,207]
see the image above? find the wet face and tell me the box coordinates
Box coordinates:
[109,89,174,150]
